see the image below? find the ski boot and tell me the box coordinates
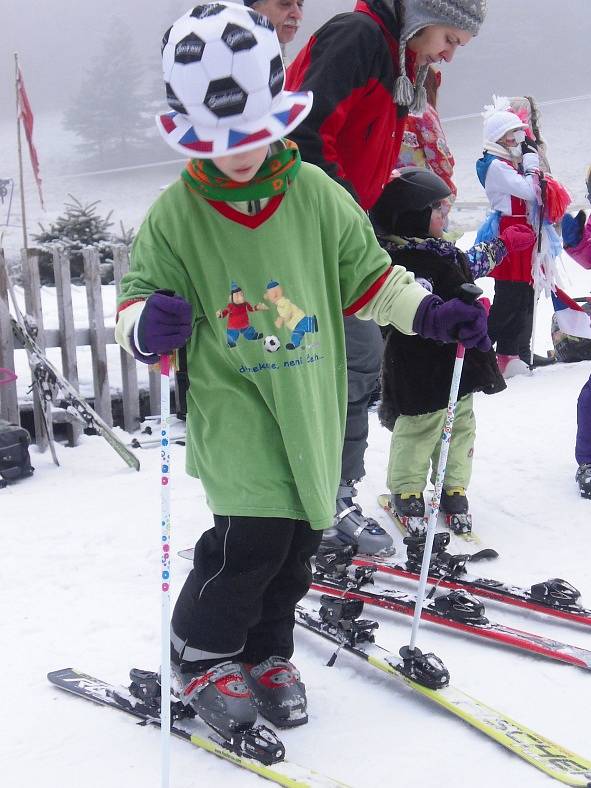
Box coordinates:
[575,463,591,499]
[243,657,308,728]
[440,487,472,535]
[172,659,258,738]
[496,354,529,379]
[133,663,284,765]
[392,492,427,537]
[324,479,394,556]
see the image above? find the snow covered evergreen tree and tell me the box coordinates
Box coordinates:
[33,195,134,284]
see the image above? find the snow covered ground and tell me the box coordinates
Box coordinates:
[3,244,591,787]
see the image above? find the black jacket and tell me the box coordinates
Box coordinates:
[378,240,506,428]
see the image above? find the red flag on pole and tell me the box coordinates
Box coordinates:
[16,67,44,209]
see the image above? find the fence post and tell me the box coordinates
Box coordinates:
[53,246,82,445]
[83,246,113,426]
[112,245,140,433]
[21,248,50,449]
[0,250,20,424]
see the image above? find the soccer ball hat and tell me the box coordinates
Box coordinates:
[156,2,313,158]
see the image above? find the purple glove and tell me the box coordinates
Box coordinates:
[413,295,492,352]
[134,290,192,361]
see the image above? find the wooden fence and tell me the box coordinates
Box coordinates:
[0,245,164,448]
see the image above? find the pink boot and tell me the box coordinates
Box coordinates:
[496,354,529,379]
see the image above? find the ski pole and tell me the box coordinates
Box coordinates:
[159,353,172,788]
[408,283,484,654]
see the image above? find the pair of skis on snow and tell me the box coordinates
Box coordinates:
[50,534,591,787]
[49,588,591,788]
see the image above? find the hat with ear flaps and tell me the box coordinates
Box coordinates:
[395,0,487,114]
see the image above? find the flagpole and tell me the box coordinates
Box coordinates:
[14,53,28,251]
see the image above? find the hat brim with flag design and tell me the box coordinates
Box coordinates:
[156,90,312,159]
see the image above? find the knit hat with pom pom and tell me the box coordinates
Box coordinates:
[395,0,487,115]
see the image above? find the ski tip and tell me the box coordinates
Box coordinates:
[47,667,73,680]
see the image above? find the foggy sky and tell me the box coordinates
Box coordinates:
[2,1,590,124]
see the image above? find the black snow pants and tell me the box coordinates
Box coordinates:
[488,280,535,357]
[171,515,322,671]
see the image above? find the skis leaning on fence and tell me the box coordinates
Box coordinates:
[5,268,139,471]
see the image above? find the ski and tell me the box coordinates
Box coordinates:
[295,597,591,786]
[310,554,591,671]
[378,493,482,546]
[48,668,349,788]
[10,314,140,471]
[352,548,591,629]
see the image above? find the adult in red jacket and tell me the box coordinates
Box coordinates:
[286,0,487,554]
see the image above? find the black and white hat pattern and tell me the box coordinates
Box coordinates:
[157,2,313,157]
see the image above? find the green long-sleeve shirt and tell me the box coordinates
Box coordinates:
[116,162,427,529]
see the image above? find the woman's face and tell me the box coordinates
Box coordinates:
[407,25,473,66]
[212,145,269,182]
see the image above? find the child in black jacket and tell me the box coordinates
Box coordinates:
[371,167,534,527]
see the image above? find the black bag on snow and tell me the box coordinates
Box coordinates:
[0,420,34,486]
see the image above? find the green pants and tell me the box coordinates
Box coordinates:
[387,395,475,494]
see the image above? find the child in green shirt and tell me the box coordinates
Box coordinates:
[115,2,490,742]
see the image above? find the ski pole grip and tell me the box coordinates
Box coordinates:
[458,283,483,305]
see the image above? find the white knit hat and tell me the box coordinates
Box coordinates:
[483,110,527,144]
[395,0,487,113]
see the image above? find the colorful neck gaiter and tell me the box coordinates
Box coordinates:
[182,140,301,202]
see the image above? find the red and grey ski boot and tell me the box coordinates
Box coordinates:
[173,660,258,738]
[243,657,308,728]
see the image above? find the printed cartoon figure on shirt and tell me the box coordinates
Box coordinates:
[263,280,318,350]
[216,281,268,348]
